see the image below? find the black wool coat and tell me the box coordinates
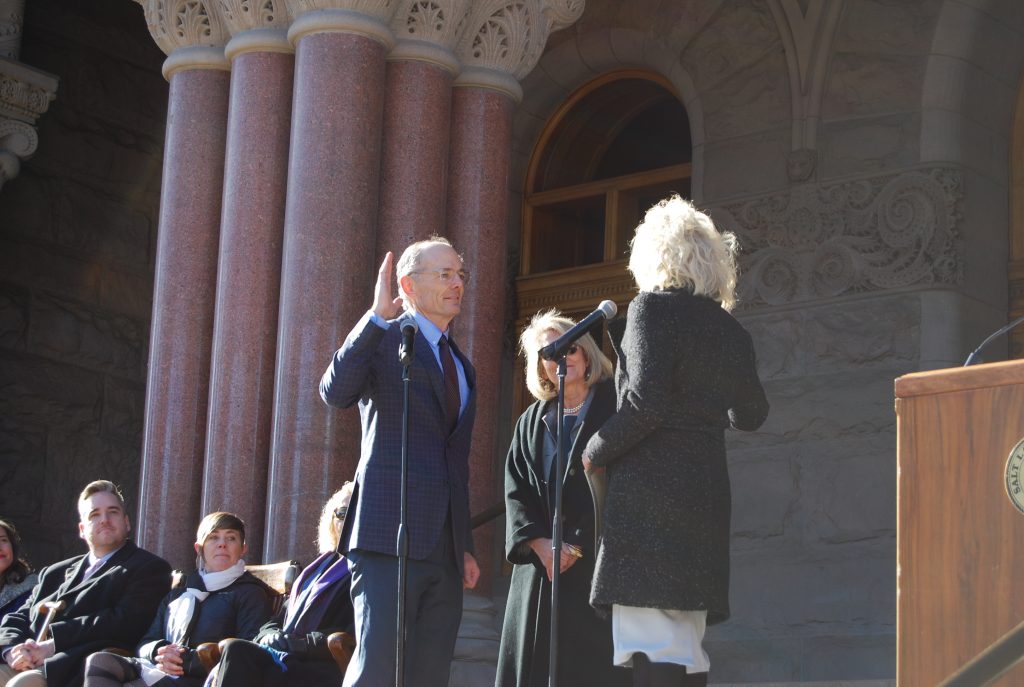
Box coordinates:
[0,541,171,687]
[137,570,275,680]
[585,289,769,624]
[496,380,629,687]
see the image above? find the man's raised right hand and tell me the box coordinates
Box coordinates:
[372,251,404,321]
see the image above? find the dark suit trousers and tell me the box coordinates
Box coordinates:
[214,639,340,687]
[342,525,463,687]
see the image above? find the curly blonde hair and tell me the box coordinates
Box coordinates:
[317,482,355,554]
[628,194,739,311]
[520,309,613,402]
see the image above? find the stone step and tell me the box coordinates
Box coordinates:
[449,592,502,687]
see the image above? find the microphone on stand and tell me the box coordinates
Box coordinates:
[540,300,618,361]
[963,314,1024,366]
[399,319,418,366]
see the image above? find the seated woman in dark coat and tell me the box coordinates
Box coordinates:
[0,520,37,619]
[496,310,628,687]
[82,512,274,687]
[207,483,355,687]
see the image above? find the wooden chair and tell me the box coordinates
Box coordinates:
[194,560,355,676]
[243,560,300,616]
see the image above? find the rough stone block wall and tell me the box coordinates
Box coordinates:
[0,0,165,568]
[707,293,921,682]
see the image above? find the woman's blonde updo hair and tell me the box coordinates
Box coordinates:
[520,309,613,402]
[628,194,739,311]
[317,481,355,554]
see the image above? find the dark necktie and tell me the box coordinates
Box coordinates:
[438,336,461,432]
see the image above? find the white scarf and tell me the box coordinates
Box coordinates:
[139,560,247,685]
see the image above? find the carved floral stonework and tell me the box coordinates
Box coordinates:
[218,0,290,33]
[136,0,230,55]
[713,168,964,308]
[455,0,583,80]
[0,0,24,59]
[0,57,57,191]
[291,0,397,21]
[393,0,467,46]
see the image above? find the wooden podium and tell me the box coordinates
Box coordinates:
[896,360,1024,686]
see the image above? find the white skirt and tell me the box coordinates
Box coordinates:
[611,605,710,673]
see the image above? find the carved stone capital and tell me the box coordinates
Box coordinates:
[0,0,25,60]
[453,0,584,92]
[712,168,964,308]
[290,0,397,25]
[0,115,36,189]
[135,0,231,57]
[217,0,292,35]
[0,58,58,123]
[386,0,469,73]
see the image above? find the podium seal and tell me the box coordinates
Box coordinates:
[1008,438,1024,515]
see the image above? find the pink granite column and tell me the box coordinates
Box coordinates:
[265,11,392,562]
[446,75,517,594]
[200,33,294,562]
[138,52,230,572]
[375,45,456,259]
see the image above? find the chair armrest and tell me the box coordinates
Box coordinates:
[195,642,223,672]
[327,632,356,675]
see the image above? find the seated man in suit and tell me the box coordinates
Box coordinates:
[0,480,171,687]
[209,483,356,687]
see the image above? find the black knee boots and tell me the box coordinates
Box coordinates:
[631,653,708,687]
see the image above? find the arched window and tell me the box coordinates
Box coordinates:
[512,70,693,410]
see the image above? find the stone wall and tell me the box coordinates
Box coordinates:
[0,0,165,567]
[506,0,1024,683]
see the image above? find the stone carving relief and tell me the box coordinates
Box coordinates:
[135,0,230,55]
[218,0,290,32]
[0,117,35,185]
[0,0,24,59]
[768,0,844,182]
[291,0,398,22]
[0,73,52,120]
[0,58,57,192]
[712,168,963,308]
[455,0,584,80]
[392,0,468,47]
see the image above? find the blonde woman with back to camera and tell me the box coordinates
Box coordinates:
[582,195,769,687]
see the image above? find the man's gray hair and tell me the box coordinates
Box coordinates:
[395,236,458,307]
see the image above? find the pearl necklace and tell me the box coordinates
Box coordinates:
[563,398,586,414]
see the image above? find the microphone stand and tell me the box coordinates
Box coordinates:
[548,354,567,687]
[396,349,413,687]
[964,314,1024,366]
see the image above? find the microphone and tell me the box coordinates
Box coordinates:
[540,300,618,361]
[399,319,418,366]
[963,314,1024,366]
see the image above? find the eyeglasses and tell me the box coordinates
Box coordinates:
[334,506,348,520]
[539,344,579,357]
[410,268,470,283]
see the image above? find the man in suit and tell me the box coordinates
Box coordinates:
[0,480,171,687]
[320,236,480,687]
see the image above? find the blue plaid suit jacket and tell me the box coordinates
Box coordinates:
[320,311,477,570]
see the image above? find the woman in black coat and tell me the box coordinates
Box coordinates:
[583,195,769,687]
[209,483,356,687]
[82,512,274,687]
[496,310,628,687]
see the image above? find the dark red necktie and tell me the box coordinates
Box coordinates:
[438,336,461,432]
